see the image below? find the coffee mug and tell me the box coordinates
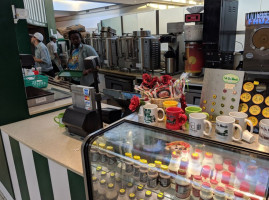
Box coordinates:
[259,119,269,146]
[229,112,254,133]
[189,113,212,137]
[215,116,243,142]
[166,107,187,130]
[163,101,179,109]
[54,113,65,127]
[143,104,165,125]
[185,106,209,119]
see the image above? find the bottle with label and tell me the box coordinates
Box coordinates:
[239,181,250,199]
[234,172,244,189]
[117,189,128,200]
[179,158,189,171]
[202,152,215,169]
[90,141,100,167]
[255,184,266,198]
[244,166,257,193]
[140,159,148,185]
[159,165,171,191]
[155,160,162,185]
[133,155,141,182]
[220,171,231,187]
[145,190,153,200]
[234,191,244,200]
[213,154,223,165]
[176,169,191,200]
[126,182,135,196]
[108,172,116,185]
[213,164,223,183]
[191,175,202,199]
[200,182,213,200]
[213,186,226,200]
[228,165,235,186]
[195,149,204,164]
[124,153,134,183]
[106,183,118,200]
[223,159,232,171]
[96,166,103,179]
[210,179,218,191]
[98,179,107,200]
[92,176,98,199]
[107,146,117,171]
[129,193,136,200]
[147,163,158,189]
[168,152,181,182]
[187,153,201,179]
[201,165,211,181]
[99,143,108,170]
[225,185,234,200]
[100,171,108,182]
[136,184,145,200]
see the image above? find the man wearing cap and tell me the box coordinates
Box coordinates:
[47,35,63,72]
[30,32,55,77]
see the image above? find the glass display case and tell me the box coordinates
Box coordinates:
[82,119,269,200]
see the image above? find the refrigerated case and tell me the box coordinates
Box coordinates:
[82,119,269,200]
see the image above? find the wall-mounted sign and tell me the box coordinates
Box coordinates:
[246,11,269,26]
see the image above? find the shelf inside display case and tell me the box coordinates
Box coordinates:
[82,120,269,200]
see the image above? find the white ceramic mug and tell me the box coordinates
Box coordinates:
[189,113,212,137]
[229,112,254,133]
[143,104,165,125]
[215,116,243,142]
[259,119,269,146]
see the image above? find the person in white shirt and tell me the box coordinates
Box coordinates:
[47,36,63,72]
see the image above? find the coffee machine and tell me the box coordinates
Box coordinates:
[160,22,185,75]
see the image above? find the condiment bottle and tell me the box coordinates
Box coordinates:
[159,165,171,190]
[187,152,201,179]
[126,182,135,196]
[192,175,202,199]
[133,155,141,181]
[179,158,189,171]
[90,141,100,164]
[125,153,134,174]
[239,181,250,199]
[228,165,235,186]
[176,169,191,199]
[223,159,232,171]
[129,193,136,200]
[234,191,244,200]
[117,189,128,200]
[96,166,102,179]
[100,171,107,182]
[145,190,152,200]
[139,159,148,185]
[168,151,180,181]
[255,184,266,198]
[98,179,107,200]
[234,172,244,189]
[106,183,118,200]
[210,179,218,191]
[201,165,211,181]
[99,143,107,168]
[155,160,162,184]
[245,166,257,193]
[195,149,204,164]
[200,182,213,200]
[107,146,117,171]
[220,171,231,187]
[136,184,145,200]
[92,176,98,199]
[147,163,158,189]
[213,164,223,183]
[225,185,234,200]
[202,152,215,169]
[213,186,226,200]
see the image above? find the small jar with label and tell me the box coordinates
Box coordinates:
[99,143,107,167]
[96,166,102,179]
[234,191,244,200]
[255,184,266,198]
[133,155,141,181]
[221,171,231,187]
[115,177,122,192]
[106,146,117,171]
[117,189,127,200]
[201,165,211,181]
[106,183,118,200]
[223,159,232,171]
[200,182,213,200]
[136,184,145,200]
[176,169,191,199]
[90,141,100,164]
[147,163,158,189]
[239,181,250,199]
[213,186,226,200]
[213,164,223,183]
[108,172,115,185]
[159,165,171,190]
[145,191,152,200]
[126,182,135,196]
[192,175,202,199]
[195,149,204,164]
[129,193,136,200]
[125,153,134,174]
[100,171,107,182]
[155,160,162,183]
[139,159,148,185]
[157,192,164,200]
[210,179,218,191]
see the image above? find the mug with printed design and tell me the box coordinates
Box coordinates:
[54,113,65,127]
[259,119,269,146]
[143,104,165,126]
[189,113,212,137]
[166,107,187,130]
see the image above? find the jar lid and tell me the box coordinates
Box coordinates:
[191,152,199,160]
[215,186,225,193]
[172,151,179,158]
[210,179,218,185]
[157,193,164,199]
[161,165,168,170]
[178,169,186,176]
[100,179,106,185]
[239,181,250,192]
[140,159,148,164]
[193,175,202,181]
[234,191,244,198]
[96,166,102,171]
[224,159,232,165]
[125,152,132,158]
[221,171,231,184]
[137,184,144,191]
[108,183,114,189]
[134,155,140,160]
[148,163,155,168]
[228,165,236,173]
[127,182,133,188]
[106,146,113,151]
[215,164,223,171]
[92,176,97,182]
[205,152,213,158]
[202,182,211,188]
[99,143,106,148]
[129,193,135,198]
[110,173,115,177]
[119,189,125,194]
[155,160,162,165]
[101,171,107,175]
[255,185,266,197]
[145,191,152,197]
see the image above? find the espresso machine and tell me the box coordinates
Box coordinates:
[160,22,185,75]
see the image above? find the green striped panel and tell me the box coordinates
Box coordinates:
[33,151,54,200]
[9,137,30,200]
[67,170,86,200]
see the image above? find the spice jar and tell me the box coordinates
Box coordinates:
[201,165,211,181]
[213,186,226,200]
[90,141,100,163]
[147,163,158,189]
[133,155,141,181]
[200,182,213,200]
[210,179,218,191]
[159,165,171,189]
[192,175,202,199]
[139,159,148,184]
[176,169,191,199]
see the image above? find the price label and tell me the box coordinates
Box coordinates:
[35,97,46,104]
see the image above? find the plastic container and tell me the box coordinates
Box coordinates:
[187,153,201,179]
[147,163,158,189]
[125,153,134,174]
[221,171,231,186]
[90,141,100,164]
[201,165,211,181]
[176,169,191,199]
[192,175,202,198]
[159,165,171,189]
[168,151,180,178]
[98,179,107,200]
[136,184,145,199]
[126,182,135,196]
[210,179,218,191]
[255,184,266,197]
[24,75,48,88]
[228,165,236,186]
[133,155,141,181]
[213,186,226,200]
[234,191,244,200]
[92,176,98,199]
[225,185,234,200]
[202,152,215,169]
[106,183,118,200]
[200,182,213,200]
[140,159,148,184]
[223,159,232,171]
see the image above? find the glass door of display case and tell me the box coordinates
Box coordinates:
[82,119,269,200]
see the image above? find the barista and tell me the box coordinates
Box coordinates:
[67,30,99,86]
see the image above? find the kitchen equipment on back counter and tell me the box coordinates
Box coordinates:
[243,11,269,72]
[160,22,185,75]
